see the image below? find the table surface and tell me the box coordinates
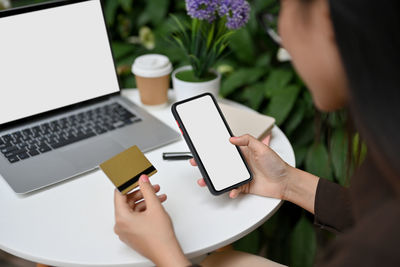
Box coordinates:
[0,89,295,267]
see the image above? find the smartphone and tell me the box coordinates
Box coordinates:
[171,93,252,195]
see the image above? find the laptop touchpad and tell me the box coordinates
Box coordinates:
[61,138,125,170]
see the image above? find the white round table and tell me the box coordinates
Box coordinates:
[0,89,295,267]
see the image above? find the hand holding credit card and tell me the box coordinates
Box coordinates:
[100,145,157,194]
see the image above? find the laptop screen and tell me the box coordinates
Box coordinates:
[0,0,120,125]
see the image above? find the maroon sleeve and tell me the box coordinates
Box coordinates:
[316,199,400,266]
[314,178,354,233]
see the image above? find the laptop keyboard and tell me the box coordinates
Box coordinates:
[0,103,141,164]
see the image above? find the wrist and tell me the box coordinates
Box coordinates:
[281,164,299,201]
[153,240,190,267]
[283,167,320,214]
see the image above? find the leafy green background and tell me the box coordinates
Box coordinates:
[6,0,365,266]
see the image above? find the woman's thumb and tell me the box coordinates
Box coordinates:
[138,175,160,209]
[230,134,266,153]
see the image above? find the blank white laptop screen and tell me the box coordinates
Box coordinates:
[0,0,119,125]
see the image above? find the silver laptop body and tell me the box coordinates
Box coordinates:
[0,0,180,194]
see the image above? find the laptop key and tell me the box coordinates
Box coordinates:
[94,127,107,135]
[5,148,27,158]
[1,146,18,154]
[4,147,26,158]
[113,121,124,128]
[18,143,29,149]
[28,149,40,157]
[32,127,42,135]
[7,156,19,163]
[0,142,10,149]
[12,132,23,139]
[18,153,30,160]
[22,135,32,141]
[28,145,38,150]
[38,145,51,153]
[28,139,38,145]
[2,134,12,143]
[103,123,116,131]
[11,138,20,145]
[22,129,33,136]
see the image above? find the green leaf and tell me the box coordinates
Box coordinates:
[139,0,169,26]
[172,35,185,50]
[305,143,333,181]
[263,84,300,125]
[233,229,260,254]
[255,53,272,68]
[170,14,190,45]
[285,100,306,135]
[352,133,367,166]
[265,69,294,98]
[220,70,251,96]
[330,128,348,185]
[327,111,346,128]
[120,75,136,88]
[293,145,308,167]
[247,7,258,34]
[104,0,120,26]
[111,42,135,60]
[118,0,133,13]
[254,0,277,13]
[117,55,135,66]
[240,83,265,110]
[229,28,255,64]
[290,214,316,267]
[290,119,314,147]
[220,68,266,97]
[156,15,187,36]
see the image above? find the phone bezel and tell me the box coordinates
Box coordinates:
[171,93,253,195]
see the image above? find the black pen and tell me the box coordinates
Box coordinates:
[162,152,193,160]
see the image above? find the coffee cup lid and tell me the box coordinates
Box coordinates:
[132,54,172,78]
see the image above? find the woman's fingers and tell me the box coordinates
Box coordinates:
[229,188,240,199]
[127,184,160,205]
[189,158,197,166]
[262,134,271,146]
[197,178,207,187]
[133,194,167,212]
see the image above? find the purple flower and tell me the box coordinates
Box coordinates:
[218,0,250,29]
[186,0,219,22]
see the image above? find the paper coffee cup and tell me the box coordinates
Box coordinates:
[132,54,172,105]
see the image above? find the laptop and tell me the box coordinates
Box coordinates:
[0,0,180,194]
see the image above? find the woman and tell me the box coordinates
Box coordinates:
[113,0,400,266]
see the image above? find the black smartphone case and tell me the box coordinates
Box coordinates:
[171,93,253,195]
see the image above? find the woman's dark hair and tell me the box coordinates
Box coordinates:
[328,0,400,192]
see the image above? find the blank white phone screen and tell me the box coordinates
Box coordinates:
[176,95,251,191]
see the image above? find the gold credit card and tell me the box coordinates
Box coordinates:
[99,145,157,194]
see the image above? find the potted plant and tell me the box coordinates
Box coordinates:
[171,0,250,100]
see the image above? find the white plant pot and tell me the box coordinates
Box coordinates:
[172,66,221,101]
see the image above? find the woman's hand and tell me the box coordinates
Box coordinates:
[114,175,190,267]
[190,134,293,200]
[190,134,320,213]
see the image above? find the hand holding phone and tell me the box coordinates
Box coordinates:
[172,93,252,195]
